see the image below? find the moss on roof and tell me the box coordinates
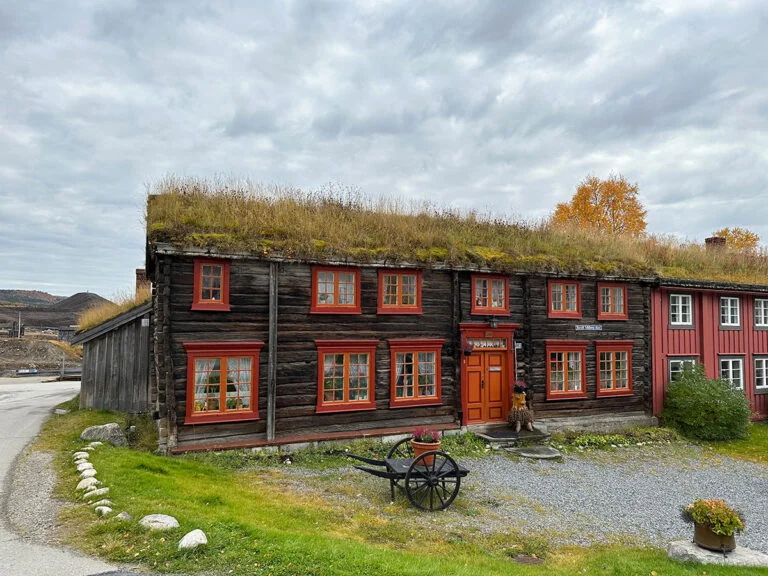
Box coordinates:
[146,177,768,285]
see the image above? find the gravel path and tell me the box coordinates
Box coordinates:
[465,446,768,552]
[7,449,63,542]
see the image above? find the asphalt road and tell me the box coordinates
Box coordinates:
[0,377,139,576]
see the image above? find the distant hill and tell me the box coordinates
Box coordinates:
[0,290,111,329]
[52,292,111,312]
[0,290,64,307]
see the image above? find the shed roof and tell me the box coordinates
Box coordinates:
[71,303,152,345]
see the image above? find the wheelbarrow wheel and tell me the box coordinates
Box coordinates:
[405,451,461,511]
[387,437,414,460]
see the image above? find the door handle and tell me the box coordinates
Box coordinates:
[481,379,485,389]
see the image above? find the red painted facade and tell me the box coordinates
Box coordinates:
[651,286,768,419]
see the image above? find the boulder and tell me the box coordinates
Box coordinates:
[115,511,132,521]
[76,477,101,491]
[178,529,207,550]
[139,514,179,531]
[83,487,109,501]
[72,452,89,459]
[94,506,113,516]
[80,423,126,447]
[79,469,98,479]
[76,462,94,472]
[668,541,768,567]
[90,499,114,508]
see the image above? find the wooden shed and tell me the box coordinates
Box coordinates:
[72,303,152,413]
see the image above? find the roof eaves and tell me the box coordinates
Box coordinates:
[71,302,152,345]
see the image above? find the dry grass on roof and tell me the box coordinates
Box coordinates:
[145,176,768,285]
[77,287,151,334]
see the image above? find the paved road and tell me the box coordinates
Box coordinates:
[0,377,138,576]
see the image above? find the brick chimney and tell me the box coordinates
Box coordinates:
[136,268,151,294]
[705,236,726,251]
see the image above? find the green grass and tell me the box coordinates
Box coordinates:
[551,427,681,452]
[33,402,768,575]
[704,421,768,465]
[146,176,768,285]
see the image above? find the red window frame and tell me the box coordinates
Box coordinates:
[597,283,628,320]
[377,270,423,314]
[310,266,362,314]
[470,274,509,316]
[595,341,634,397]
[388,339,444,408]
[545,340,588,400]
[192,258,231,311]
[183,341,263,424]
[315,340,378,413]
[548,280,582,319]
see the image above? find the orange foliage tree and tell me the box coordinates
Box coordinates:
[712,227,760,252]
[552,174,647,237]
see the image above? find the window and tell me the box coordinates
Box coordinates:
[755,299,768,328]
[720,297,741,327]
[597,283,628,320]
[471,275,509,315]
[311,267,361,314]
[719,357,744,390]
[669,294,693,326]
[668,357,697,382]
[183,341,263,424]
[545,341,587,400]
[548,280,581,319]
[377,270,422,314]
[755,357,768,392]
[592,341,632,397]
[388,339,444,407]
[315,340,378,413]
[192,259,231,311]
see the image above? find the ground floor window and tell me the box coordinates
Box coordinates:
[546,341,587,400]
[183,341,263,424]
[388,339,444,408]
[595,341,633,397]
[719,357,744,390]
[668,356,698,382]
[755,357,768,392]
[315,340,378,413]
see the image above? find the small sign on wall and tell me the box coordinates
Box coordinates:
[575,324,602,331]
[514,342,523,349]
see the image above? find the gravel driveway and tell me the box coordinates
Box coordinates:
[464,446,768,552]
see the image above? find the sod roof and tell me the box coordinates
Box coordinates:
[146,178,768,286]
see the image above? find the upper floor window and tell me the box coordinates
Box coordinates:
[471,275,509,315]
[183,341,263,424]
[545,341,587,400]
[548,281,581,319]
[755,299,768,328]
[669,294,693,326]
[377,270,422,314]
[668,357,697,382]
[720,297,741,327]
[315,340,378,413]
[597,283,628,320]
[388,339,444,408]
[192,259,231,311]
[311,267,361,314]
[719,357,743,390]
[596,341,633,397]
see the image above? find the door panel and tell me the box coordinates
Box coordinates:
[486,352,505,421]
[463,350,508,424]
[465,354,484,423]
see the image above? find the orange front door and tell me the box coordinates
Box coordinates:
[465,351,507,424]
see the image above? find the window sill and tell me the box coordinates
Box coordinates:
[184,411,259,425]
[596,389,633,398]
[471,309,510,317]
[546,392,587,401]
[191,303,231,312]
[719,325,742,331]
[316,402,376,414]
[597,314,629,321]
[310,307,362,315]
[668,324,695,330]
[548,312,582,320]
[377,307,423,315]
[755,388,768,396]
[389,398,442,409]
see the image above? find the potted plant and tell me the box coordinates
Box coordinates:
[411,427,442,465]
[461,339,474,356]
[680,499,744,552]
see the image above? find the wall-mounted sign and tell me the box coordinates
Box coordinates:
[515,342,523,349]
[575,324,602,331]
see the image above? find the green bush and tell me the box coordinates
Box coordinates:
[662,365,751,441]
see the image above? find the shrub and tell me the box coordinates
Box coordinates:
[662,365,751,441]
[680,499,744,536]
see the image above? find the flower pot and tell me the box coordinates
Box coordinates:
[411,440,441,466]
[693,522,736,552]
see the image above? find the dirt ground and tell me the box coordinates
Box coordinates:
[0,338,81,372]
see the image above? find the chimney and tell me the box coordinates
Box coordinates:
[705,236,726,251]
[136,268,151,294]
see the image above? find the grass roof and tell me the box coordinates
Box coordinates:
[146,177,768,285]
[77,287,151,334]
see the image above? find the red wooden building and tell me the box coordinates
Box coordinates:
[651,279,768,419]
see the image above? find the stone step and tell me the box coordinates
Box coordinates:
[471,424,551,448]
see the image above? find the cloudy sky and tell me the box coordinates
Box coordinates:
[2,0,767,298]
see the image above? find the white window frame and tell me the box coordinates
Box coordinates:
[755,357,768,391]
[755,299,768,328]
[719,297,741,327]
[719,357,744,390]
[668,357,697,382]
[669,294,693,326]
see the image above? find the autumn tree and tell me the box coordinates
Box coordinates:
[552,174,647,237]
[712,227,760,252]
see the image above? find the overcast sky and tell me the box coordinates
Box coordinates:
[2,0,767,298]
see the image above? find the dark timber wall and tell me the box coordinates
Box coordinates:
[79,309,152,413]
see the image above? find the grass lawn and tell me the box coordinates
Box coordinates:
[36,402,768,576]
[704,421,768,465]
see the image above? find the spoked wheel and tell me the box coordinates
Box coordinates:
[387,437,414,459]
[405,451,461,511]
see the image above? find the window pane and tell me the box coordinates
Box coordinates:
[402,275,417,305]
[551,284,562,311]
[323,353,345,402]
[475,279,488,307]
[339,273,356,305]
[549,352,564,391]
[567,352,581,391]
[491,279,505,309]
[600,288,611,313]
[565,285,577,311]
[348,353,369,401]
[383,275,398,305]
[613,288,624,313]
